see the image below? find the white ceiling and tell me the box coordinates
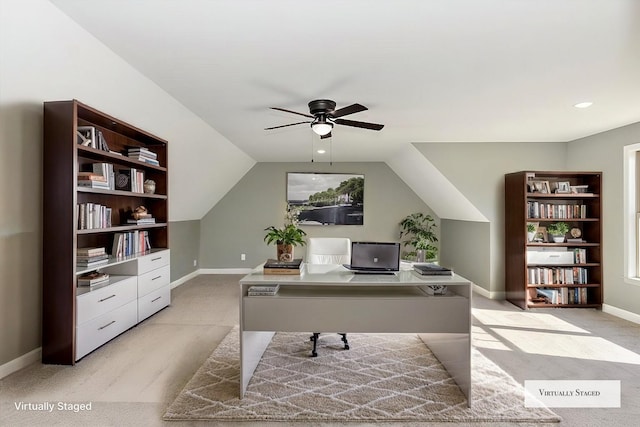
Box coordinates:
[50,0,640,163]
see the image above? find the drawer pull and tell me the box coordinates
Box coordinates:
[151,296,162,303]
[151,257,162,261]
[98,320,116,330]
[152,275,162,281]
[99,294,116,302]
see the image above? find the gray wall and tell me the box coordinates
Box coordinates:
[415,142,566,295]
[567,121,640,314]
[440,219,491,291]
[200,162,438,268]
[0,104,43,366]
[169,220,201,281]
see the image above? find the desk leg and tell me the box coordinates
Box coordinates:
[240,330,274,398]
[419,333,471,407]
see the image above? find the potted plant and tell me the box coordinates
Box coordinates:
[399,212,438,262]
[264,207,307,261]
[546,222,569,243]
[526,223,537,242]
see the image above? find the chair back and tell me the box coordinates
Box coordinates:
[306,237,351,264]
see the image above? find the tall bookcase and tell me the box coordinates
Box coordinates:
[505,171,602,310]
[43,100,170,364]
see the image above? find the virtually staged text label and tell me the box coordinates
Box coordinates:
[14,401,92,412]
[524,380,620,408]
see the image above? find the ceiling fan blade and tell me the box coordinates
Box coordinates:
[320,132,332,139]
[264,121,310,130]
[270,107,314,119]
[332,103,367,118]
[334,118,384,131]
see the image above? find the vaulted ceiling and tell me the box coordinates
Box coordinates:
[50,0,640,163]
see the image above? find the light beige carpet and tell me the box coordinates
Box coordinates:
[164,328,561,423]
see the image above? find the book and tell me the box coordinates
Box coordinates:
[127,147,157,159]
[77,272,110,286]
[76,254,109,262]
[76,258,109,267]
[413,264,453,276]
[263,268,301,275]
[248,284,280,296]
[78,172,107,181]
[78,181,110,189]
[127,218,156,224]
[264,258,303,269]
[77,247,106,256]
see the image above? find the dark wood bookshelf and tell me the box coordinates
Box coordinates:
[505,171,602,310]
[43,100,169,364]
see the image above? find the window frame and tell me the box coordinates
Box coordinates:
[623,143,640,285]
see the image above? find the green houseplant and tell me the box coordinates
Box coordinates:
[526,223,537,242]
[399,212,438,262]
[547,222,569,243]
[264,207,307,261]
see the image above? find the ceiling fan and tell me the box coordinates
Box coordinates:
[265,99,384,139]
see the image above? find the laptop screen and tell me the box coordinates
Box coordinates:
[349,242,400,271]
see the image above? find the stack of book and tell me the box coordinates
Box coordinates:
[77,271,110,287]
[77,247,109,268]
[126,215,155,225]
[77,172,110,190]
[263,258,303,275]
[247,284,280,296]
[127,147,160,166]
[89,163,115,190]
[413,263,453,276]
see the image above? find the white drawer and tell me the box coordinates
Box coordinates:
[527,250,574,265]
[138,285,171,322]
[75,299,137,360]
[138,265,170,297]
[138,250,170,275]
[76,276,137,325]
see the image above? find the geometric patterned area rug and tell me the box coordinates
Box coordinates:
[164,327,561,423]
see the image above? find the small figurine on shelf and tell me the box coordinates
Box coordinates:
[132,206,149,219]
[143,179,156,194]
[127,206,156,225]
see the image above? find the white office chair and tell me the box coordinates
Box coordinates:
[306,237,351,357]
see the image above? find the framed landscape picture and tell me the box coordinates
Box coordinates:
[287,172,364,225]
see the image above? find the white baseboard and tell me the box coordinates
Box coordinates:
[603,304,640,325]
[0,347,41,380]
[171,269,200,289]
[473,283,505,300]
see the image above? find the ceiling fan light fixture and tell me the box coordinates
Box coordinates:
[311,117,333,136]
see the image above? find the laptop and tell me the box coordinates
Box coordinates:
[343,242,400,274]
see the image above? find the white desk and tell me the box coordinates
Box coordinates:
[239,263,472,406]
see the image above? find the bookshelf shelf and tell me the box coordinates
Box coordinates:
[76,187,168,199]
[505,171,603,310]
[76,223,169,235]
[43,100,170,365]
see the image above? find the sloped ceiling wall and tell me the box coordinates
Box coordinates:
[1,0,255,222]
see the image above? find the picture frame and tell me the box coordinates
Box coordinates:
[556,181,571,193]
[286,172,364,225]
[536,225,549,243]
[529,180,550,194]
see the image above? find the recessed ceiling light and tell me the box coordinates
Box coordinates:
[317,149,326,154]
[574,102,593,109]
